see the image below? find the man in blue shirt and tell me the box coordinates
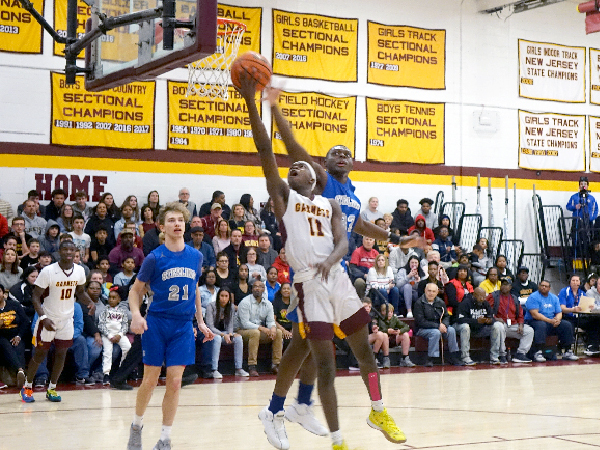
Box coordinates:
[185,226,216,273]
[566,176,598,252]
[525,280,578,362]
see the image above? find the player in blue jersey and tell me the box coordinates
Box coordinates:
[126,202,214,450]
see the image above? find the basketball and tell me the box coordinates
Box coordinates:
[230,51,272,91]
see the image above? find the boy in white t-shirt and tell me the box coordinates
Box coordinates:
[69,216,90,264]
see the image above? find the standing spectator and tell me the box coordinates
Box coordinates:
[7,217,31,257]
[201,203,222,239]
[228,203,246,233]
[186,226,216,273]
[100,193,121,223]
[0,283,28,388]
[98,287,131,385]
[212,219,231,255]
[178,187,197,220]
[260,198,282,251]
[199,190,231,221]
[390,199,414,233]
[511,266,538,301]
[408,214,434,245]
[21,200,46,239]
[566,176,598,230]
[479,267,501,294]
[69,216,90,264]
[349,236,379,298]
[205,287,248,378]
[0,249,22,290]
[525,280,579,362]
[141,190,161,220]
[368,254,400,313]
[108,229,144,273]
[377,304,415,368]
[360,197,383,223]
[242,221,260,248]
[39,222,60,255]
[265,267,280,302]
[56,204,75,233]
[72,191,93,222]
[223,229,247,270]
[257,234,278,269]
[44,188,66,221]
[236,280,283,377]
[272,248,290,284]
[84,202,116,247]
[395,255,423,318]
[413,283,463,367]
[414,198,438,230]
[488,277,534,364]
[453,287,495,366]
[240,194,261,229]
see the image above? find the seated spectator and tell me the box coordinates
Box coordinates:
[8,266,38,322]
[433,215,456,243]
[84,202,116,248]
[116,221,142,249]
[21,199,47,239]
[395,255,423,318]
[382,213,393,232]
[44,188,66,221]
[56,204,75,233]
[178,187,197,220]
[215,252,236,291]
[417,260,448,299]
[51,233,73,262]
[98,287,131,385]
[373,218,389,254]
[72,190,93,222]
[108,229,144,274]
[378,303,415,368]
[488,277,534,364]
[86,280,106,324]
[246,247,267,286]
[0,283,28,388]
[477,237,491,259]
[479,267,501,294]
[272,248,290,284]
[39,221,59,255]
[142,219,160,256]
[446,254,473,282]
[414,198,438,230]
[69,216,90,264]
[432,226,456,264]
[232,263,250,307]
[273,282,292,342]
[257,234,278,269]
[201,203,222,240]
[228,203,246,233]
[142,190,161,220]
[139,206,156,238]
[0,249,22,290]
[212,219,231,255]
[242,221,260,248]
[360,299,389,369]
[90,226,114,265]
[186,226,216,273]
[584,273,598,292]
[413,283,463,367]
[511,266,537,302]
[388,244,417,276]
[349,236,379,298]
[390,199,414,233]
[113,204,136,240]
[70,301,95,386]
[73,250,90,279]
[469,244,492,286]
[260,198,282,251]
[453,287,494,366]
[444,264,474,315]
[205,287,248,378]
[240,194,261,229]
[199,270,219,315]
[20,238,40,270]
[7,216,32,257]
[113,257,136,287]
[525,280,578,362]
[590,240,600,275]
[368,254,399,313]
[236,280,283,377]
[96,256,112,284]
[99,193,121,223]
[361,197,384,223]
[223,229,247,270]
[495,255,513,280]
[408,214,434,245]
[199,190,231,221]
[265,267,280,303]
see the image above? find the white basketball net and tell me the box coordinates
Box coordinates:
[186,19,246,101]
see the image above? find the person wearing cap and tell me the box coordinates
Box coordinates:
[108,228,144,274]
[414,198,438,230]
[200,203,222,239]
[199,190,231,221]
[511,266,537,302]
[488,277,534,363]
[185,226,215,273]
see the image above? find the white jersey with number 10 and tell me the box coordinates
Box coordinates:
[34,262,87,321]
[282,189,335,273]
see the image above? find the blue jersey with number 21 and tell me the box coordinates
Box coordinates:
[137,245,203,320]
[321,172,361,239]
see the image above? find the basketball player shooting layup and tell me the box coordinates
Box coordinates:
[239,72,407,450]
[126,202,214,450]
[20,240,94,403]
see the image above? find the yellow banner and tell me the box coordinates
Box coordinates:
[366,97,444,164]
[168,82,261,151]
[0,0,44,54]
[272,91,356,158]
[217,3,261,54]
[51,72,155,149]
[272,9,358,82]
[367,22,445,90]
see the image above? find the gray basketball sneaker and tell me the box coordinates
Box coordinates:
[153,438,172,450]
[127,424,142,450]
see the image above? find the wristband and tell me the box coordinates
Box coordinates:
[39,315,47,322]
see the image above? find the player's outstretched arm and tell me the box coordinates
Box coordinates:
[75,284,95,316]
[238,73,288,218]
[129,278,148,334]
[265,88,328,190]
[354,216,425,249]
[315,201,348,282]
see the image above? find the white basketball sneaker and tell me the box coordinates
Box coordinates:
[259,406,290,450]
[284,400,328,436]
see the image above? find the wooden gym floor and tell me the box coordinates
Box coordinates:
[1,358,600,450]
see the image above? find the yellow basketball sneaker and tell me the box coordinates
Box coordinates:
[46,388,62,402]
[332,441,363,450]
[367,408,406,443]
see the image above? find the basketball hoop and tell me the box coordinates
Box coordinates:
[186,18,246,100]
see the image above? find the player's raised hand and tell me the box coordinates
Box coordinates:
[235,70,258,101]
[130,313,148,335]
[263,86,281,105]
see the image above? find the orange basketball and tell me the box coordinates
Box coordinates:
[230,51,272,91]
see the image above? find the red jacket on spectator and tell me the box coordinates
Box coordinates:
[0,213,8,239]
[201,215,218,238]
[408,214,435,242]
[444,278,474,314]
[272,255,290,284]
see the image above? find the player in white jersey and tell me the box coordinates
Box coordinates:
[239,72,404,450]
[20,240,94,403]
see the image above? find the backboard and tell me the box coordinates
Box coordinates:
[84,0,217,92]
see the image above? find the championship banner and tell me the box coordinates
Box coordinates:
[518,39,585,103]
[0,0,44,54]
[589,116,600,173]
[271,91,356,158]
[168,81,260,152]
[51,72,155,149]
[272,9,358,82]
[590,48,600,105]
[365,98,444,164]
[367,21,445,90]
[518,110,585,172]
[217,3,261,54]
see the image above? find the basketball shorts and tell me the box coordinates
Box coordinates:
[291,266,370,341]
[142,313,195,367]
[32,316,73,349]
